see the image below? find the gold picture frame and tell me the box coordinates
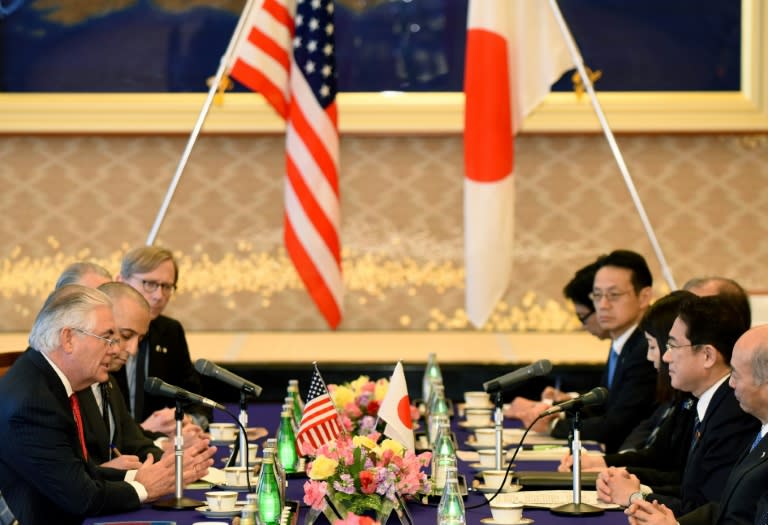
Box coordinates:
[0,0,764,134]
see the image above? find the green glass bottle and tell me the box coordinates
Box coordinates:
[276,409,299,473]
[265,440,286,508]
[422,352,443,401]
[257,454,281,525]
[288,379,304,427]
[437,465,465,525]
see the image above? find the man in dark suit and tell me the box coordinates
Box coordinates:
[598,295,758,515]
[625,324,768,525]
[511,250,659,453]
[79,282,164,466]
[79,282,209,466]
[114,246,210,435]
[0,285,213,524]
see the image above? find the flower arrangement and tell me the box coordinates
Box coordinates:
[303,433,432,519]
[328,375,389,435]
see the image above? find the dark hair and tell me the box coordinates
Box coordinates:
[677,295,749,365]
[563,259,603,312]
[640,290,696,402]
[595,249,653,292]
[683,276,751,328]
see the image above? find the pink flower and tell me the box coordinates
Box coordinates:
[345,402,363,418]
[303,480,328,510]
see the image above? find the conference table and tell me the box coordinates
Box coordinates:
[84,403,626,525]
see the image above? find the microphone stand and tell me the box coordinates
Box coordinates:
[492,390,504,469]
[154,401,203,509]
[550,410,603,516]
[237,389,249,468]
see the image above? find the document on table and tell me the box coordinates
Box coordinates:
[486,490,621,510]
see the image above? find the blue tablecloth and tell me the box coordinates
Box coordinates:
[84,403,625,525]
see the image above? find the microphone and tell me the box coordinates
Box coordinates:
[194,359,263,397]
[482,359,553,393]
[144,377,225,410]
[541,386,609,416]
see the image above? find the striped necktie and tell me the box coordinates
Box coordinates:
[70,394,88,460]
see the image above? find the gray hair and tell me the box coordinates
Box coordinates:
[120,246,178,285]
[29,285,112,354]
[55,262,112,289]
[751,341,768,385]
[98,281,150,312]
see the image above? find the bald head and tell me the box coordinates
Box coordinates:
[729,324,768,423]
[684,276,751,328]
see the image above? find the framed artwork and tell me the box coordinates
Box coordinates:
[0,0,764,133]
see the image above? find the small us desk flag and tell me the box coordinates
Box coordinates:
[378,361,414,450]
[296,364,342,455]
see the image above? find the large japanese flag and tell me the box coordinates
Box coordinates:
[378,361,414,451]
[464,0,574,327]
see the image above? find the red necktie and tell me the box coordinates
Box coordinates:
[70,394,88,460]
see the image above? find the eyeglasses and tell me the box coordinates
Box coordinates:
[665,342,700,352]
[577,311,594,325]
[137,279,176,295]
[73,328,120,348]
[588,290,631,303]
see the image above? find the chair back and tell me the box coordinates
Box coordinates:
[0,351,24,378]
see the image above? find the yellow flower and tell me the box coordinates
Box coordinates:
[376,438,405,457]
[308,455,339,480]
[352,435,378,450]
[331,385,355,408]
[374,378,389,401]
[349,375,370,396]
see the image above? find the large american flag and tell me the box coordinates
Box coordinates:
[228,0,343,329]
[296,365,342,454]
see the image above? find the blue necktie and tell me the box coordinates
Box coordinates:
[750,431,763,452]
[689,415,701,456]
[606,345,618,387]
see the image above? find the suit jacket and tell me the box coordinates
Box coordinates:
[114,314,211,426]
[605,395,696,491]
[0,349,141,525]
[552,328,658,453]
[78,375,164,464]
[678,433,768,525]
[648,380,759,516]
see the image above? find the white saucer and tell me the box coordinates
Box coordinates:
[475,483,522,493]
[464,440,511,450]
[216,482,255,492]
[459,421,494,429]
[195,503,244,518]
[480,517,533,525]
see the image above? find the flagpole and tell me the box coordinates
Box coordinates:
[546,0,677,291]
[145,0,265,245]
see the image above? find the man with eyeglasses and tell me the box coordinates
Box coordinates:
[623,323,768,525]
[0,285,213,524]
[115,246,210,435]
[598,295,757,515]
[509,249,658,454]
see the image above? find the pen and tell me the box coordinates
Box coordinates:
[110,444,122,457]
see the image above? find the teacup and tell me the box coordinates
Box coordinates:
[489,501,523,523]
[464,390,491,407]
[474,428,499,447]
[482,469,515,488]
[228,443,259,465]
[223,466,259,486]
[464,407,493,426]
[209,423,238,442]
[205,490,238,512]
[478,449,500,468]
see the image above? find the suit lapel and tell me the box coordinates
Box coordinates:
[77,386,110,461]
[717,435,768,516]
